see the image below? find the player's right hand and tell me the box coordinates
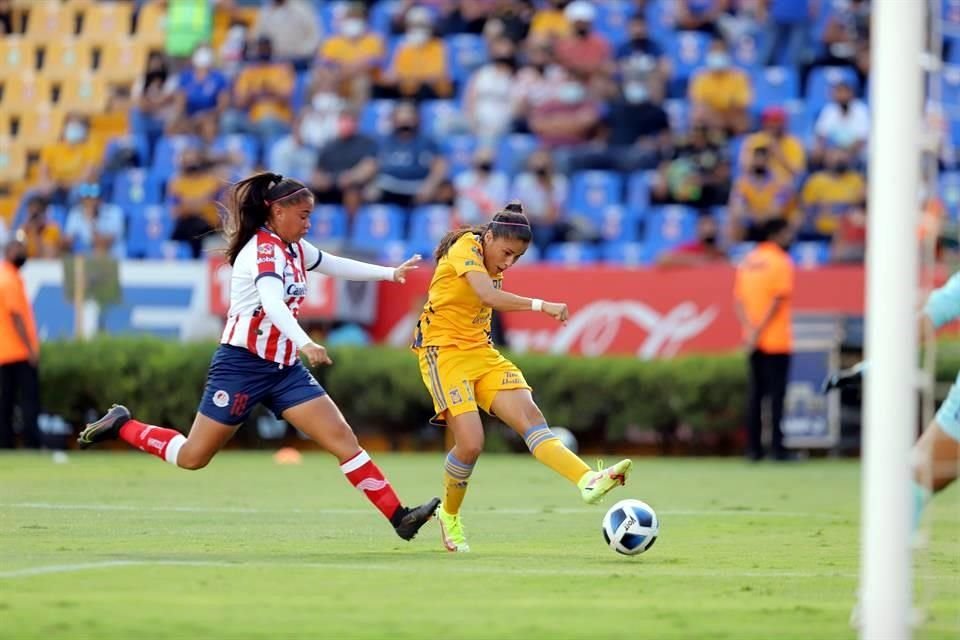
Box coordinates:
[542,301,569,323]
[302,343,333,367]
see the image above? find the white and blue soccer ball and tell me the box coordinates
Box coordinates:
[601,499,659,556]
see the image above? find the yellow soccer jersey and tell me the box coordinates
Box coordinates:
[414,233,502,349]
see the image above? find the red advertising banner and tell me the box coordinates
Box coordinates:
[208,257,337,317]
[370,265,866,357]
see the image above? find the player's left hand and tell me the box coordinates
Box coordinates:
[393,254,422,284]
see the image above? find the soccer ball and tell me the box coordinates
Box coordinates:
[601,499,659,556]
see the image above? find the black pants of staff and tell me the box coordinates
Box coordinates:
[747,350,791,460]
[0,360,42,449]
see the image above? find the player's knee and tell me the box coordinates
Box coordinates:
[177,448,213,470]
[456,440,484,464]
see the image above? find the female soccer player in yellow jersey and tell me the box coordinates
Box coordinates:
[412,202,633,552]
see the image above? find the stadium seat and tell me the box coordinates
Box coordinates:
[602,241,653,267]
[664,30,711,83]
[420,100,460,139]
[359,99,396,138]
[940,66,960,121]
[750,67,800,112]
[790,241,831,268]
[494,134,538,176]
[446,34,487,84]
[97,41,149,86]
[727,242,756,265]
[113,168,163,209]
[544,242,601,266]
[0,138,27,185]
[79,1,134,44]
[941,172,960,221]
[408,205,453,257]
[644,0,676,36]
[15,107,64,148]
[134,1,167,51]
[441,134,478,177]
[350,204,406,251]
[594,2,633,47]
[644,205,699,261]
[369,0,399,36]
[574,205,641,243]
[57,74,108,115]
[25,3,76,40]
[126,203,172,259]
[730,30,768,69]
[291,70,311,114]
[663,98,690,133]
[378,240,410,266]
[0,37,39,74]
[626,171,653,214]
[308,205,349,246]
[568,171,624,215]
[211,134,259,170]
[805,67,860,113]
[152,135,202,185]
[1,75,54,112]
[103,134,151,170]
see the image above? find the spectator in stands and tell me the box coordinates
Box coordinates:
[312,109,379,216]
[132,52,179,157]
[652,123,731,209]
[762,0,812,67]
[253,0,321,71]
[299,68,347,151]
[811,79,870,168]
[171,45,230,142]
[464,36,518,143]
[377,7,452,101]
[373,101,448,208]
[0,239,41,450]
[17,195,62,259]
[728,144,796,242]
[38,114,101,206]
[481,0,533,43]
[319,3,385,104]
[454,148,509,225]
[63,183,125,260]
[689,37,753,135]
[527,73,601,169]
[802,0,869,93]
[167,148,223,259]
[570,56,671,173]
[224,37,296,147]
[442,0,497,34]
[676,0,729,36]
[269,123,317,183]
[554,1,613,82]
[616,14,671,83]
[512,36,565,128]
[511,149,570,254]
[218,19,250,78]
[657,214,727,267]
[799,147,866,242]
[529,0,572,40]
[830,202,866,263]
[739,106,806,181]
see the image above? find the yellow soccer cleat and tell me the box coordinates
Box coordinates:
[578,459,633,505]
[436,503,470,552]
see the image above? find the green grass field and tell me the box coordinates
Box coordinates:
[0,453,957,639]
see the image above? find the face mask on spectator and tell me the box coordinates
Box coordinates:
[192,47,214,69]
[10,252,26,269]
[395,122,417,135]
[702,233,718,247]
[705,52,730,70]
[534,166,550,177]
[573,23,591,37]
[476,161,493,173]
[494,55,516,68]
[833,161,850,174]
[342,18,365,39]
[64,121,87,144]
[407,27,430,46]
[624,83,648,103]
[557,82,585,103]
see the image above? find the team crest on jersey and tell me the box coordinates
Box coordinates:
[258,244,274,256]
[212,390,230,408]
[449,388,463,405]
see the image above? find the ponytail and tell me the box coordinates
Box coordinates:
[434,201,533,261]
[223,172,313,265]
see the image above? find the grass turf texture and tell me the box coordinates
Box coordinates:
[1,454,957,639]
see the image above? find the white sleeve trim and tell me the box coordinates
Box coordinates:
[255,276,314,349]
[312,252,395,281]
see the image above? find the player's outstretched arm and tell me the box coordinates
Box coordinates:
[464,271,568,322]
[305,238,421,283]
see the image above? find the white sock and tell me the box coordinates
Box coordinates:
[164,434,187,466]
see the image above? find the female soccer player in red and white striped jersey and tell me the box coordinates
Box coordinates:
[78,172,439,541]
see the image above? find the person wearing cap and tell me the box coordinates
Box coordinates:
[739,105,806,181]
[171,44,230,141]
[554,1,613,79]
[689,36,753,135]
[377,7,452,100]
[63,183,125,259]
[812,78,869,168]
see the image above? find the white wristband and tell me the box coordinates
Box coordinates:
[531,298,544,312]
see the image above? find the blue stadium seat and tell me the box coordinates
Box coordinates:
[211,134,259,169]
[420,100,459,139]
[750,67,800,112]
[626,171,653,214]
[664,31,711,83]
[581,205,641,243]
[544,242,601,266]
[944,0,960,38]
[644,205,699,261]
[644,0,676,39]
[941,171,960,221]
[113,168,162,209]
[126,204,172,259]
[408,205,453,257]
[568,171,624,214]
[728,242,756,265]
[805,67,860,113]
[152,135,201,185]
[378,240,409,266]
[783,99,812,141]
[442,134,479,176]
[602,241,653,266]
[446,34,487,84]
[359,99,397,138]
[594,1,633,47]
[940,66,960,120]
[790,241,831,268]
[350,204,406,251]
[730,30,769,69]
[291,70,311,114]
[663,99,690,133]
[103,134,151,171]
[308,205,349,245]
[494,134,539,176]
[945,35,960,64]
[369,0,399,36]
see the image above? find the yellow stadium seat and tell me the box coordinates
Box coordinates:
[0,37,40,74]
[16,108,66,149]
[24,3,77,40]
[90,109,130,140]
[1,75,54,112]
[80,1,134,45]
[0,138,28,185]
[135,1,167,51]
[41,40,95,80]
[58,74,108,115]
[97,40,148,86]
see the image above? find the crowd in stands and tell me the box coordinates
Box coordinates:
[1,0,959,267]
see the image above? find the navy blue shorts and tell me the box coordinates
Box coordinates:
[197,344,327,426]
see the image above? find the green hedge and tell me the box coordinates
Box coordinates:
[34,337,748,441]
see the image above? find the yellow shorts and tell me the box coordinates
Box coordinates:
[417,345,531,423]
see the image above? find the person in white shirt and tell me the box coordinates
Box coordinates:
[464,37,518,144]
[454,149,509,225]
[63,183,125,259]
[77,172,440,541]
[812,79,870,167]
[253,0,321,70]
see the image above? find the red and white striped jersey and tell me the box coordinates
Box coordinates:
[220,228,322,366]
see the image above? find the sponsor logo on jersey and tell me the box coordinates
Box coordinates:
[286,283,307,297]
[257,256,274,264]
[502,371,522,385]
[258,244,274,256]
[212,390,230,408]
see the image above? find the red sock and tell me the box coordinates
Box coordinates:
[340,450,401,521]
[119,419,187,466]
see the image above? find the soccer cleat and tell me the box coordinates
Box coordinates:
[393,497,441,541]
[435,503,470,552]
[578,459,632,505]
[77,404,131,449]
